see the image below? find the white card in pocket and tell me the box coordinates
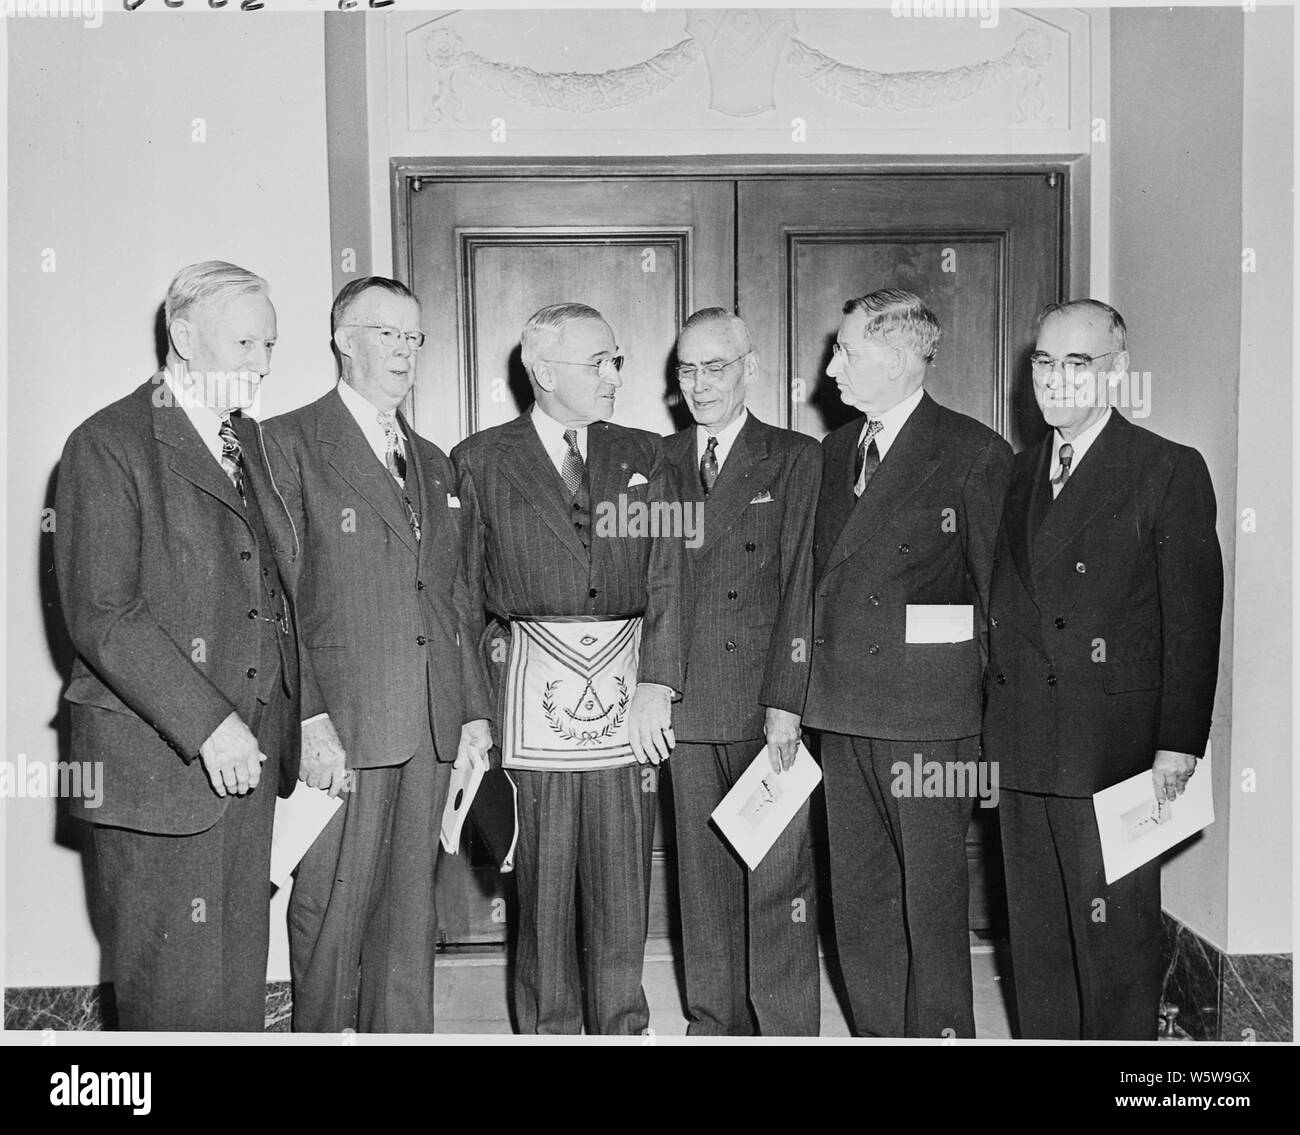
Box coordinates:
[905,604,974,644]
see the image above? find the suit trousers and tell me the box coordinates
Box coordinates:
[512,763,656,1034]
[90,704,281,1032]
[288,743,449,1033]
[671,740,819,1036]
[822,732,978,1037]
[1000,788,1162,1040]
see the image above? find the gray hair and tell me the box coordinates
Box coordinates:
[842,288,942,364]
[678,307,753,355]
[1037,298,1128,352]
[520,302,605,372]
[164,260,268,326]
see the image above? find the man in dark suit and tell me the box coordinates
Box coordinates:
[263,277,493,1033]
[984,299,1223,1040]
[453,302,682,1034]
[804,288,1012,1038]
[54,260,302,1031]
[663,308,821,1036]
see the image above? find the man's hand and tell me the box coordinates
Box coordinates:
[199,711,267,798]
[1152,750,1198,802]
[629,684,674,766]
[764,707,802,773]
[300,714,349,797]
[456,719,494,771]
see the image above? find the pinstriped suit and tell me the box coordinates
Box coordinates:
[452,411,683,1034]
[264,387,491,1032]
[664,411,822,1036]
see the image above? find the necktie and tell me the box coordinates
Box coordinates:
[378,411,421,542]
[1052,441,1074,498]
[378,412,407,486]
[853,418,884,498]
[561,429,586,497]
[700,435,720,496]
[218,415,246,505]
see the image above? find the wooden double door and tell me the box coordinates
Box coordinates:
[398,164,1064,944]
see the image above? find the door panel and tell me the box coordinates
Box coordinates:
[406,179,735,452]
[737,175,1062,449]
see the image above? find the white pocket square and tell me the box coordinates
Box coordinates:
[749,490,774,504]
[627,472,648,488]
[446,494,462,509]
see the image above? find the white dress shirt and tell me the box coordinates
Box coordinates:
[1051,407,1112,496]
[858,385,925,463]
[531,403,587,474]
[337,378,406,473]
[696,408,749,473]
[162,368,227,467]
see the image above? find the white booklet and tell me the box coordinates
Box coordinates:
[1092,743,1214,885]
[711,743,822,871]
[270,781,344,888]
[440,758,487,855]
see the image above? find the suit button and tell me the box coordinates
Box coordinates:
[868,594,880,606]
[728,589,738,600]
[745,542,756,552]
[589,588,598,598]
[1047,674,1057,686]
[995,674,1006,684]
[725,641,736,652]
[898,543,911,554]
[417,580,425,591]
[814,637,826,645]
[246,667,257,679]
[1054,617,1066,629]
[248,609,258,619]
[416,635,427,646]
[1075,561,1087,574]
[239,550,252,561]
[868,644,880,655]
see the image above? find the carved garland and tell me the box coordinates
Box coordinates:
[424,24,1052,122]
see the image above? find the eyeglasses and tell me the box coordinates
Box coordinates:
[540,355,625,375]
[1030,350,1119,378]
[341,324,426,351]
[677,352,750,385]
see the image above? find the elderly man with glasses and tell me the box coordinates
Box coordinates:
[263,276,493,1032]
[984,299,1223,1039]
[452,302,682,1034]
[661,307,823,1036]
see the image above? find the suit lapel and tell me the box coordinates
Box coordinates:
[498,413,589,569]
[317,388,418,556]
[1032,413,1136,578]
[700,414,772,554]
[1004,438,1050,608]
[823,393,944,576]
[151,381,249,521]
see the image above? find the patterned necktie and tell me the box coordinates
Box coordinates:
[378,411,421,542]
[1052,441,1074,498]
[561,429,586,497]
[218,415,246,505]
[378,412,407,486]
[853,418,884,498]
[700,435,720,496]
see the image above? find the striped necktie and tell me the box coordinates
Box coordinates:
[218,415,246,505]
[853,418,884,498]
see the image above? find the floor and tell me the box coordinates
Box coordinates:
[433,934,1015,1037]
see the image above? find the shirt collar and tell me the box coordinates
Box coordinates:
[337,378,404,464]
[697,408,748,463]
[531,402,587,456]
[161,367,227,462]
[1053,407,1112,472]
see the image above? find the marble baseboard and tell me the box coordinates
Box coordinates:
[1159,914,1292,1042]
[5,981,294,1033]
